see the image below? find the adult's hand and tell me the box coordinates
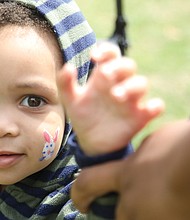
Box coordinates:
[71,120,190,220]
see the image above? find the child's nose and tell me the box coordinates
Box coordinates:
[0,114,20,138]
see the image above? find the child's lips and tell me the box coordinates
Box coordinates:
[0,152,25,168]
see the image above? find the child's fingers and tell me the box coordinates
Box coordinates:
[134,98,165,126]
[99,57,137,82]
[89,57,137,92]
[87,57,137,96]
[141,98,165,119]
[110,75,148,102]
[58,63,79,106]
[91,42,121,63]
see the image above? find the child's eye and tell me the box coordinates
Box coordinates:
[20,96,47,108]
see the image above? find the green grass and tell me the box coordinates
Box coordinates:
[77,0,190,148]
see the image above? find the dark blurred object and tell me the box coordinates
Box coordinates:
[109,0,129,55]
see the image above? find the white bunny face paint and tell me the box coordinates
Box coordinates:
[39,127,60,161]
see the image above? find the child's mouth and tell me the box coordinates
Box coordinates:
[0,152,25,168]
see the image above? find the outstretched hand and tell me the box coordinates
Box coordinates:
[58,42,164,155]
[71,120,190,220]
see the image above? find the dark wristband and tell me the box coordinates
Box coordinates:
[68,132,134,168]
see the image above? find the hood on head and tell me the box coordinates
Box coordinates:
[16,0,96,85]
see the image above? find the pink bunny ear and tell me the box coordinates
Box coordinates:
[53,127,60,142]
[43,130,51,143]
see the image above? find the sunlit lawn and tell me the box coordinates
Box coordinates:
[77,0,190,147]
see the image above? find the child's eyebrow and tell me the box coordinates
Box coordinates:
[13,81,58,97]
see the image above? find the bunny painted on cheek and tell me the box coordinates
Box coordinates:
[39,127,60,161]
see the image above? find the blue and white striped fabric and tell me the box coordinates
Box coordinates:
[18,0,96,85]
[0,144,85,219]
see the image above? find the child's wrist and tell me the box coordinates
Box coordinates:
[73,132,132,157]
[68,132,134,168]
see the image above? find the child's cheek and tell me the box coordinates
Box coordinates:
[39,127,60,162]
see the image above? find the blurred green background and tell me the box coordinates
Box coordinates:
[77,0,190,147]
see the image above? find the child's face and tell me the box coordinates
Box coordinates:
[0,26,65,185]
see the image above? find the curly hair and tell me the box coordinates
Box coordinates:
[0,1,63,67]
[0,1,53,33]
